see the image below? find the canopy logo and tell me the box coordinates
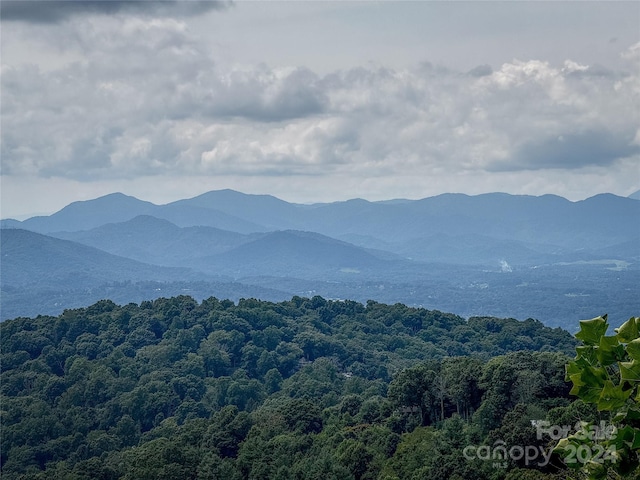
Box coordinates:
[463,441,553,469]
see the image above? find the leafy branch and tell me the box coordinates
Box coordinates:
[555,314,640,479]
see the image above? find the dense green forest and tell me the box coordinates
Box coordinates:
[1,295,634,479]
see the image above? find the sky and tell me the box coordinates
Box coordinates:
[1,0,639,219]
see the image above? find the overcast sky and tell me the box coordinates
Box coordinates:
[1,1,639,219]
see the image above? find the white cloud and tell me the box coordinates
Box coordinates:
[621,41,640,63]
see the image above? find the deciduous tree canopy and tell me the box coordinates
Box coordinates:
[0,295,593,479]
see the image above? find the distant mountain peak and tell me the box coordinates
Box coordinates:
[67,191,147,205]
[98,192,133,199]
[188,189,283,201]
[58,192,156,214]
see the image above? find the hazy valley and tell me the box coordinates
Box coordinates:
[2,189,638,329]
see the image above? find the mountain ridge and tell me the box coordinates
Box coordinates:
[4,188,639,268]
[2,189,638,327]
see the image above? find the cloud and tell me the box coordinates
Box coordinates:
[498,130,640,171]
[1,13,638,189]
[467,64,493,78]
[0,1,230,23]
[202,66,328,122]
[621,42,640,63]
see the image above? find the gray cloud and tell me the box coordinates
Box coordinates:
[1,13,638,189]
[0,1,229,23]
[467,64,493,77]
[498,130,640,171]
[201,66,328,122]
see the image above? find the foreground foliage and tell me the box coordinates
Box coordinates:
[555,315,640,479]
[0,295,600,479]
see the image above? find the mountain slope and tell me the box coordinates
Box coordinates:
[0,228,195,288]
[51,215,255,266]
[192,230,398,278]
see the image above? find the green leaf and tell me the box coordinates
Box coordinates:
[576,315,609,346]
[632,429,640,450]
[570,384,602,403]
[597,336,625,366]
[554,438,570,451]
[611,425,636,449]
[614,404,640,422]
[598,380,632,411]
[616,317,639,343]
[620,360,640,383]
[583,365,608,386]
[618,458,640,476]
[570,366,607,403]
[626,403,640,420]
[576,345,599,366]
[626,338,640,361]
[584,461,607,480]
[553,438,583,468]
[566,360,581,381]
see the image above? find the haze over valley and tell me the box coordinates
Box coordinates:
[2,189,638,329]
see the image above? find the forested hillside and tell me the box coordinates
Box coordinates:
[0,295,602,479]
